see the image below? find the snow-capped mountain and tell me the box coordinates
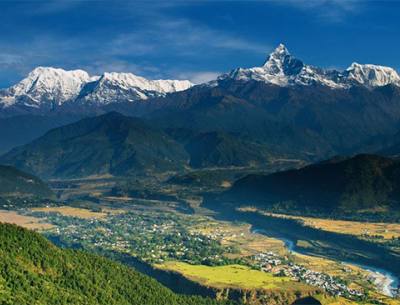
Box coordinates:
[0,67,92,108]
[1,45,400,114]
[345,62,400,87]
[77,72,193,105]
[0,67,193,110]
[219,44,400,89]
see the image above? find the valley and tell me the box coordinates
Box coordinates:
[2,170,399,305]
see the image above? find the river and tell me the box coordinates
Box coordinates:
[253,228,399,298]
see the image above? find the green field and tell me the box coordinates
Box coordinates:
[157,262,298,290]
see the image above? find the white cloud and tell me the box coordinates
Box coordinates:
[0,1,273,83]
[274,0,361,22]
[104,16,270,58]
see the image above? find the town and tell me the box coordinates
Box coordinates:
[254,252,365,299]
[27,208,239,265]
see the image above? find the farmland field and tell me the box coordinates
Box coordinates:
[240,208,400,240]
[32,206,108,219]
[156,262,298,290]
[0,210,53,230]
[281,215,400,240]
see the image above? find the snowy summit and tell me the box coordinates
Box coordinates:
[77,72,193,105]
[1,44,400,111]
[219,44,400,89]
[0,67,193,109]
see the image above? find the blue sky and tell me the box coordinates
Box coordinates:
[0,0,399,87]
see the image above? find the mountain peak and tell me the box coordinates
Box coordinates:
[28,66,89,77]
[77,71,193,105]
[220,44,400,89]
[263,43,292,67]
[272,43,290,56]
[3,66,92,107]
[261,44,304,79]
[25,67,92,88]
[219,44,303,86]
[345,62,400,87]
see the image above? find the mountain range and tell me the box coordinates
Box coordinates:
[1,44,400,116]
[2,44,400,165]
[219,44,400,89]
[0,67,193,115]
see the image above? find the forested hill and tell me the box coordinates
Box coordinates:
[0,223,231,305]
[0,112,188,179]
[0,165,53,199]
[222,154,400,219]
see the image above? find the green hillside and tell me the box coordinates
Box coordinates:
[223,154,400,219]
[0,165,53,199]
[0,113,276,179]
[0,112,188,178]
[0,223,230,305]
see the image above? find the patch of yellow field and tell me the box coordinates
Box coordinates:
[241,208,400,240]
[298,217,400,240]
[103,196,134,202]
[293,253,362,277]
[0,210,53,231]
[242,235,284,255]
[156,262,299,290]
[32,206,107,219]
